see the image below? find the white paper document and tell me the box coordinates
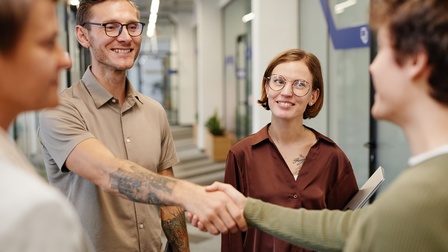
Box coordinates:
[343,166,385,210]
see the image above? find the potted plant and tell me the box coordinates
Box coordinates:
[204,111,233,161]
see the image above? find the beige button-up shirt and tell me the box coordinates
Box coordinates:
[38,68,179,251]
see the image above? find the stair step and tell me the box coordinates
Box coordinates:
[170,125,225,186]
[174,162,225,180]
[177,148,207,163]
[185,170,225,186]
[174,138,196,150]
[175,158,215,170]
[171,126,193,140]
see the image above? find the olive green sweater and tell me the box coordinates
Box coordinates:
[244,154,448,251]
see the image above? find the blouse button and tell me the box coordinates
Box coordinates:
[126,138,131,143]
[139,223,144,229]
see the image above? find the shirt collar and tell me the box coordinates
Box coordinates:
[250,123,336,146]
[408,144,448,166]
[81,66,141,109]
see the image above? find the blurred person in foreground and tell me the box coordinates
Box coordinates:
[193,0,448,250]
[222,48,358,252]
[0,0,93,250]
[37,0,246,251]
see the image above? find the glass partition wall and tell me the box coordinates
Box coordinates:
[300,0,409,191]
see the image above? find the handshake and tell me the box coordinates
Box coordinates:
[178,181,248,235]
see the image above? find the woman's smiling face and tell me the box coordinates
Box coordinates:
[266,61,319,122]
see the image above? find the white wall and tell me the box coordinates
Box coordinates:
[196,0,224,149]
[173,13,197,126]
[250,0,299,132]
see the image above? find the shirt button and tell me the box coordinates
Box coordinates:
[293,194,298,199]
[139,223,144,229]
[126,138,131,143]
[111,98,117,103]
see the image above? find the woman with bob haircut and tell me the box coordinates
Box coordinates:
[222,48,358,252]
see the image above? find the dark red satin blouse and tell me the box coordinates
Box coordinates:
[222,124,359,252]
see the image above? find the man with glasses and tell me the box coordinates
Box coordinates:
[38,0,246,251]
[82,21,145,38]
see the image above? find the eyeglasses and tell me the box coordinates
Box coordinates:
[82,22,145,37]
[266,74,311,97]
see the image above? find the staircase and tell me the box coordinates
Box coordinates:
[171,125,225,186]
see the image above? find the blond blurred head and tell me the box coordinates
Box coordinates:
[0,0,71,129]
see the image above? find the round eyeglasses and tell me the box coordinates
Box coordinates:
[82,22,145,37]
[266,74,311,97]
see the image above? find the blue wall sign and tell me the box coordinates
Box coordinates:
[319,0,370,50]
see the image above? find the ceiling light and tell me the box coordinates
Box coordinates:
[242,12,254,23]
[335,0,357,14]
[69,0,79,6]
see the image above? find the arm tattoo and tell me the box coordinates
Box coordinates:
[109,165,176,205]
[162,207,190,252]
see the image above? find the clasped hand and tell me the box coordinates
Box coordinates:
[187,182,247,235]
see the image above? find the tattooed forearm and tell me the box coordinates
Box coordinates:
[109,165,177,205]
[162,206,190,252]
